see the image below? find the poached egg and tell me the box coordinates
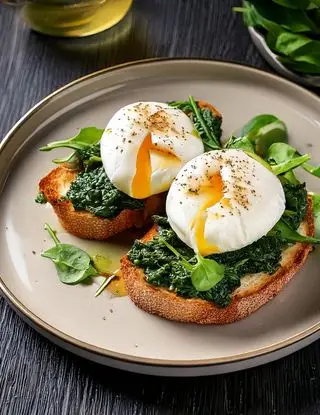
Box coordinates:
[166,149,286,255]
[100,102,204,199]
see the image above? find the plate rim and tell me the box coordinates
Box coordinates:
[1,57,320,368]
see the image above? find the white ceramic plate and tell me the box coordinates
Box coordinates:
[1,59,320,377]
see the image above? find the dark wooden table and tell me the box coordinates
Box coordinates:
[1,1,320,414]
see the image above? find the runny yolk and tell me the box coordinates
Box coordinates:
[131,134,153,199]
[191,172,224,256]
[131,134,180,198]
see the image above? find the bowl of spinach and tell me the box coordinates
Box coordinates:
[234,0,320,87]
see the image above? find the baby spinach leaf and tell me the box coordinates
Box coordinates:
[312,193,320,238]
[270,30,320,60]
[272,154,310,175]
[253,0,319,33]
[40,127,104,152]
[267,142,297,164]
[273,220,320,243]
[239,114,288,156]
[41,223,98,284]
[191,254,225,292]
[225,135,255,152]
[267,143,320,178]
[158,238,225,292]
[278,56,320,74]
[273,0,313,10]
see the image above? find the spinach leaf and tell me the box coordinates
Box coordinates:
[312,193,320,238]
[252,0,319,33]
[267,142,320,178]
[191,254,225,291]
[40,127,103,152]
[273,0,313,10]
[159,238,225,291]
[225,135,255,152]
[41,223,98,284]
[272,154,310,175]
[238,114,288,156]
[234,1,320,75]
[40,127,104,169]
[273,220,320,243]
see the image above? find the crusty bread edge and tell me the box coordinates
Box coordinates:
[39,166,165,240]
[121,198,314,325]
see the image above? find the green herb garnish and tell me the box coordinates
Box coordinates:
[159,238,225,291]
[169,96,222,151]
[41,224,98,284]
[35,192,47,204]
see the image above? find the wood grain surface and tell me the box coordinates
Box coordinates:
[1,1,320,414]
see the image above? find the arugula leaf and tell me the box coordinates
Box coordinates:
[41,223,98,284]
[40,127,104,152]
[238,114,288,156]
[312,193,320,238]
[191,254,225,292]
[273,220,320,244]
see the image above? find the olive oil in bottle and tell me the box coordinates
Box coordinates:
[23,0,133,37]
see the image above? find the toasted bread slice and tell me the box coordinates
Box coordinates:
[121,198,314,324]
[39,166,165,240]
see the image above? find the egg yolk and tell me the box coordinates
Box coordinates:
[191,172,224,256]
[131,134,153,199]
[131,134,180,199]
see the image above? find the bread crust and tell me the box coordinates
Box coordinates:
[39,166,165,240]
[121,198,314,324]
